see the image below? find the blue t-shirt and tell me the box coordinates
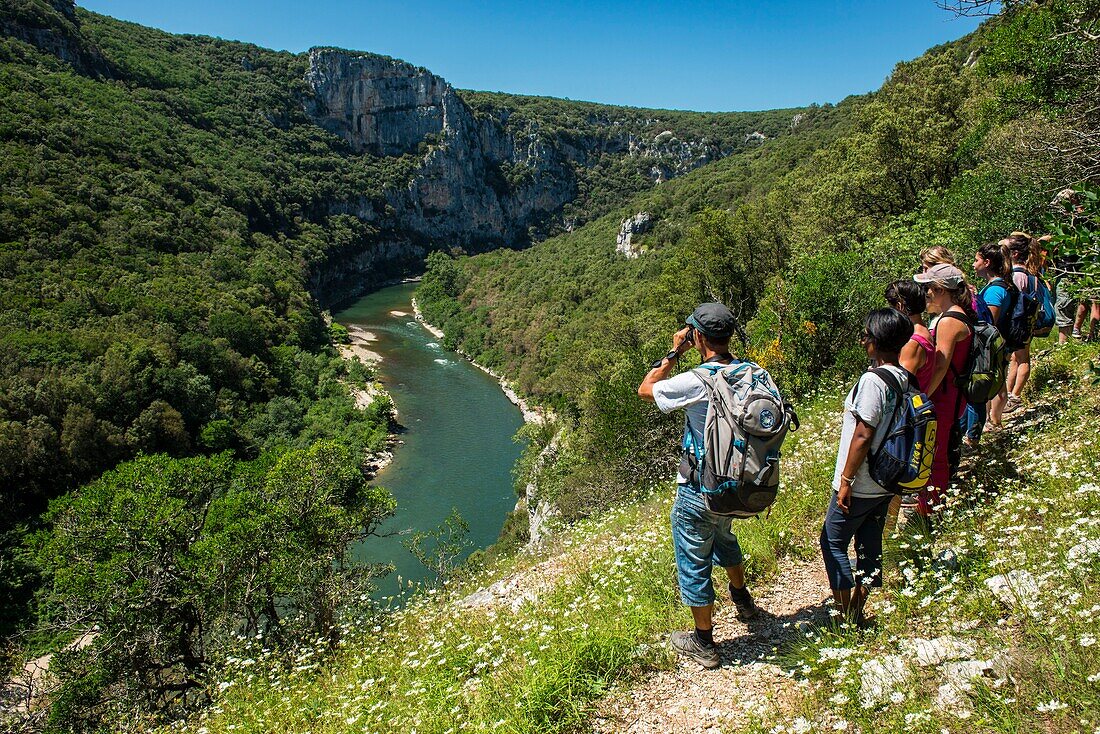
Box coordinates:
[980,279,1009,318]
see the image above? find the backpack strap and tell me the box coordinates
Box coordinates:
[937,310,975,371]
[680,359,736,489]
[854,367,906,464]
[1012,266,1037,295]
[935,311,974,420]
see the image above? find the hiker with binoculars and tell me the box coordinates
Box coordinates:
[639,303,796,669]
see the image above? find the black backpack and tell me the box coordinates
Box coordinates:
[940,311,1008,404]
[1004,268,1039,351]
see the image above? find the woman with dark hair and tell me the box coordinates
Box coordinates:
[966,242,1014,442]
[997,233,1037,417]
[913,264,973,517]
[821,308,914,624]
[885,280,935,393]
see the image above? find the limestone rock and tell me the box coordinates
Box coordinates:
[616,212,654,259]
[937,659,993,713]
[0,0,113,78]
[859,655,910,709]
[984,570,1040,612]
[1067,539,1100,564]
[744,131,767,143]
[899,636,976,667]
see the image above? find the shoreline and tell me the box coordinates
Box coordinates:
[411,298,546,425]
[336,324,398,477]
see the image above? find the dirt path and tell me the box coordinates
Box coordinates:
[591,561,832,734]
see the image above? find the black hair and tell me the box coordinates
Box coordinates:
[977,242,1011,279]
[885,280,926,317]
[864,308,914,355]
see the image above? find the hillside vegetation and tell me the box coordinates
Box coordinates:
[0,0,873,728]
[3,0,1099,731]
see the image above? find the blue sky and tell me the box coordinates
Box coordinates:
[79,1,985,111]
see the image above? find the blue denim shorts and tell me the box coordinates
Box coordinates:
[671,484,745,607]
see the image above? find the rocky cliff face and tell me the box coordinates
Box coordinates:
[307,49,575,240]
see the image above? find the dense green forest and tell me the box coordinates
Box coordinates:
[418,1,1100,520]
[0,0,412,648]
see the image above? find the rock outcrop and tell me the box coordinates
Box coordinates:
[615,212,654,258]
[305,49,580,304]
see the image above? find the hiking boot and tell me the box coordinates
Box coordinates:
[961,437,979,455]
[1004,394,1023,414]
[669,631,720,669]
[729,582,758,620]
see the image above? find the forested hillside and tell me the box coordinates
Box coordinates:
[417,1,1100,524]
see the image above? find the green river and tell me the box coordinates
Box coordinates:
[336,282,525,599]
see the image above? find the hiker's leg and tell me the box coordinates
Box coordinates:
[989,384,1008,428]
[885,495,903,531]
[671,486,717,625]
[1056,285,1076,343]
[713,516,745,589]
[723,564,746,589]
[853,495,892,618]
[820,492,859,617]
[1009,344,1031,397]
[1090,301,1100,340]
[1005,351,1020,395]
[689,603,714,631]
[1075,302,1087,333]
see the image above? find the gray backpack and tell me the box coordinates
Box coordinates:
[679,361,798,517]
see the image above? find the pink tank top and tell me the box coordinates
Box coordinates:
[910,333,936,394]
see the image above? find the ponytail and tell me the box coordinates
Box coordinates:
[977,242,1011,279]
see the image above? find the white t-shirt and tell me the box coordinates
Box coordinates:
[652,368,711,485]
[832,365,908,499]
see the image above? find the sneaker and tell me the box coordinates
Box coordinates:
[729,582,758,620]
[961,437,979,455]
[1073,329,1084,339]
[669,631,720,669]
[1004,394,1023,414]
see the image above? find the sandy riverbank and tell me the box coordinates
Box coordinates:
[335,322,397,476]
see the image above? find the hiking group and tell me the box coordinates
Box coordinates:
[637,217,1094,670]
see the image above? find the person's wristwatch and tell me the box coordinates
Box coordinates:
[650,349,680,369]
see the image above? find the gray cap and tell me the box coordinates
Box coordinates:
[686,302,737,339]
[914,263,966,290]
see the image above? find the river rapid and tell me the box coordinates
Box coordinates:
[335,283,525,599]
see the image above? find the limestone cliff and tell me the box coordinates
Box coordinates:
[306,48,575,244]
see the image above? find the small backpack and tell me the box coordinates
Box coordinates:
[680,361,798,517]
[940,311,1007,404]
[1032,277,1055,337]
[1005,267,1040,350]
[857,368,937,494]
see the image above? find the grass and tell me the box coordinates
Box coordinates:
[159,343,1099,734]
